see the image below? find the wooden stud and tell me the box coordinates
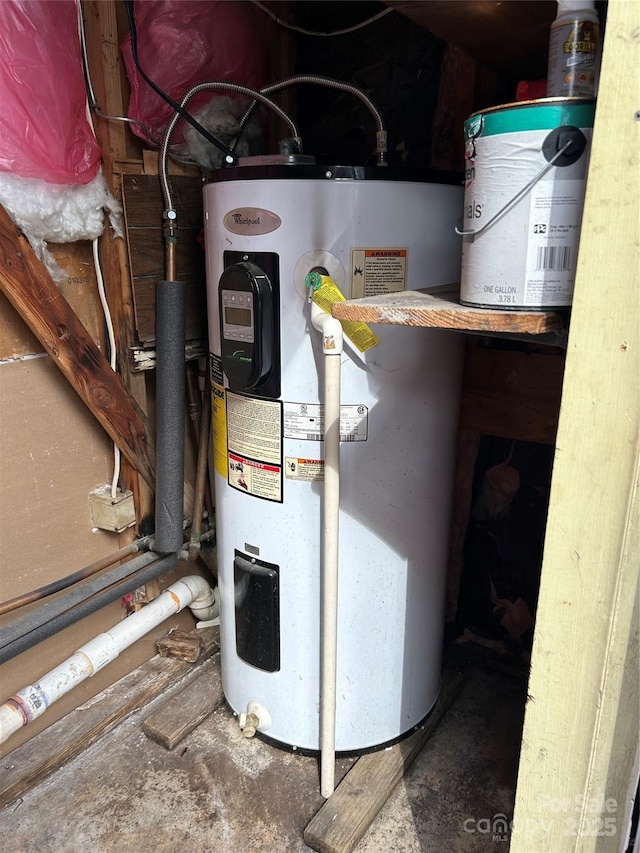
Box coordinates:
[83,1,156,531]
[510,0,640,848]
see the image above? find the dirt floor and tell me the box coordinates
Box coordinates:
[0,648,527,852]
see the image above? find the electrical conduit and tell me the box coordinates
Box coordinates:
[308,282,343,799]
[0,575,216,746]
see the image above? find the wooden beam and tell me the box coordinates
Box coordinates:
[82,0,137,164]
[304,669,465,853]
[0,241,105,359]
[510,0,640,849]
[141,666,224,750]
[82,0,157,528]
[0,203,155,489]
[460,348,565,445]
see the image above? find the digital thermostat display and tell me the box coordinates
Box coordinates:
[225,306,251,327]
[221,288,255,343]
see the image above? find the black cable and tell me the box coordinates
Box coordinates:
[124,0,237,164]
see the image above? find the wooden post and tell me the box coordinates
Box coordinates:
[510,0,640,849]
[82,0,157,532]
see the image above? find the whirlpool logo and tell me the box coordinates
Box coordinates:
[223,207,281,235]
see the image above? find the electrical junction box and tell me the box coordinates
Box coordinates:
[89,486,136,533]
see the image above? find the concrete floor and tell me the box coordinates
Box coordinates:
[0,650,526,852]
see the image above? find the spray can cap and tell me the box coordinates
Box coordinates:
[556,0,596,14]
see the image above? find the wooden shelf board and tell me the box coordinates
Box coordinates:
[331,286,565,335]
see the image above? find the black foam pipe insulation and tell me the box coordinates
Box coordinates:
[0,551,158,653]
[154,279,186,554]
[0,553,179,665]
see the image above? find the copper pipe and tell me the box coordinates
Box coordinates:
[185,362,213,518]
[189,389,212,557]
[185,361,202,448]
[0,539,151,616]
[164,232,177,282]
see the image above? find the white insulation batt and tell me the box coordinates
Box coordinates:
[0,170,123,282]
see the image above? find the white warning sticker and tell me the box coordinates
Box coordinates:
[283,402,368,442]
[285,457,324,482]
[227,392,281,464]
[226,393,282,502]
[350,248,408,299]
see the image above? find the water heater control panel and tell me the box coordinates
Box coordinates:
[219,260,277,394]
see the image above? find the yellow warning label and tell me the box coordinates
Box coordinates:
[311,276,379,353]
[211,383,227,479]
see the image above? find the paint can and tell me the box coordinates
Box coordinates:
[459,98,595,310]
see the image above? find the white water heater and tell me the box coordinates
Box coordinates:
[204,164,463,752]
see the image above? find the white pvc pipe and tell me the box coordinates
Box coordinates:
[0,575,215,746]
[311,302,343,799]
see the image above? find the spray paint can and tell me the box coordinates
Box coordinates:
[547,0,601,98]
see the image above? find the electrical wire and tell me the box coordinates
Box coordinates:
[124,0,237,164]
[95,110,162,149]
[250,0,394,36]
[159,80,299,214]
[75,1,124,501]
[92,237,121,499]
[78,2,162,147]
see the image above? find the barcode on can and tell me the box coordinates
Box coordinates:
[535,245,572,272]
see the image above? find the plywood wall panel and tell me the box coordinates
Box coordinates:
[0,357,115,597]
